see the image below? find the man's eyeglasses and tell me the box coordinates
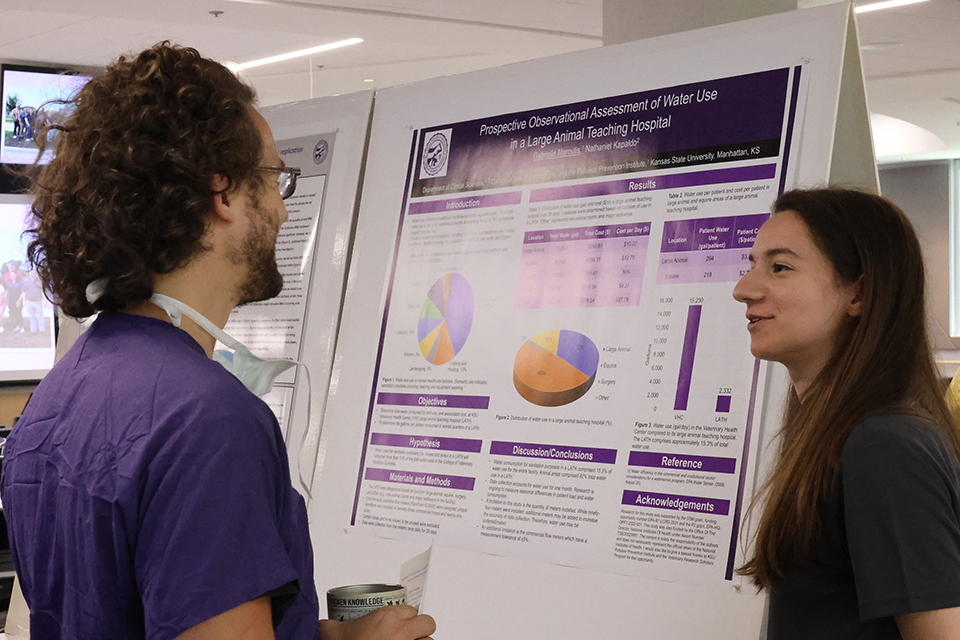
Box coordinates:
[258,166,301,200]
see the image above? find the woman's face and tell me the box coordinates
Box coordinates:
[732,210,861,391]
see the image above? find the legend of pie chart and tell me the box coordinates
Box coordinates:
[418,273,474,365]
[514,330,600,407]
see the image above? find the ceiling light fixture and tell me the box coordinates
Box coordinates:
[855,0,930,14]
[870,113,947,157]
[227,38,363,72]
[860,42,904,50]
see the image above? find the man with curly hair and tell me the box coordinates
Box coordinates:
[0,43,436,640]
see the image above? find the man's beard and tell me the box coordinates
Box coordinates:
[233,194,284,306]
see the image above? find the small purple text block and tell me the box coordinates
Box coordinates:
[370,432,483,453]
[408,191,522,215]
[490,441,617,464]
[377,392,490,410]
[628,451,736,474]
[365,467,476,491]
[622,490,730,516]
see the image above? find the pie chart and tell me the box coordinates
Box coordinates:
[418,273,474,365]
[514,330,600,407]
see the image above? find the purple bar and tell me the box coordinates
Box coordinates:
[523,222,650,245]
[490,440,617,464]
[365,467,476,491]
[370,432,483,453]
[716,395,731,413]
[733,213,769,248]
[408,191,522,214]
[725,357,762,579]
[674,305,702,411]
[693,216,735,250]
[622,490,730,516]
[529,164,776,203]
[377,392,490,410]
[628,451,736,474]
[660,219,696,253]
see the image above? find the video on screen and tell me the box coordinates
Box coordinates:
[1,68,89,166]
[0,200,56,381]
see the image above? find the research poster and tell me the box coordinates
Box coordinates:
[351,67,803,585]
[221,133,334,434]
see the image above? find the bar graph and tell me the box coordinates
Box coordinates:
[716,395,731,412]
[673,304,702,411]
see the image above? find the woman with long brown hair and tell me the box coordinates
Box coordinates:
[732,188,960,638]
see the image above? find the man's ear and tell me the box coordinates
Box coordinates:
[210,174,239,223]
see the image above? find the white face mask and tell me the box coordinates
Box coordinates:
[149,293,315,499]
[151,293,296,397]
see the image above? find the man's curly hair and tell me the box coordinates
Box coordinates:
[26,42,263,318]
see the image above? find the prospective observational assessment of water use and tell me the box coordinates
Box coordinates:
[351,67,803,586]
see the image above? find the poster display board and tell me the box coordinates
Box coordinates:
[349,67,803,586]
[313,5,869,638]
[221,90,373,491]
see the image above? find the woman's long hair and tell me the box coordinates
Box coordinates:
[738,188,960,588]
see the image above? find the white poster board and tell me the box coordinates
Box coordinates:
[313,5,869,638]
[225,90,373,491]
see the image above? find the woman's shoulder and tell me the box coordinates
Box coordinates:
[848,413,938,440]
[842,414,956,472]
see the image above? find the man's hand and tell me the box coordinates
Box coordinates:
[320,605,436,640]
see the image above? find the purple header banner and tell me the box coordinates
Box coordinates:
[529,163,776,204]
[628,451,737,474]
[411,68,790,197]
[523,222,651,245]
[733,213,768,247]
[661,212,770,253]
[377,392,490,410]
[490,440,617,464]
[370,432,483,453]
[408,191,522,215]
[693,217,734,250]
[365,467,476,491]
[622,490,730,516]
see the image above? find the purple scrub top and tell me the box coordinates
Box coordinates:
[1,313,319,639]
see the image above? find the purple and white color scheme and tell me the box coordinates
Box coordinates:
[351,64,800,588]
[622,490,731,516]
[376,392,490,410]
[516,223,650,309]
[365,467,476,491]
[658,213,769,285]
[490,441,618,464]
[371,433,483,453]
[410,69,789,198]
[628,451,737,474]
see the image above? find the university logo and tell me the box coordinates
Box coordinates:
[419,129,452,179]
[313,139,328,165]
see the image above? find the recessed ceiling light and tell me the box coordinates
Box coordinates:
[861,42,904,50]
[870,113,947,157]
[364,79,375,83]
[227,38,363,72]
[855,0,930,14]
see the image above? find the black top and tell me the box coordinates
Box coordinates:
[768,415,960,639]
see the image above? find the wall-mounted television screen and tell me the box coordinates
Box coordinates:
[0,194,56,382]
[1,64,90,166]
